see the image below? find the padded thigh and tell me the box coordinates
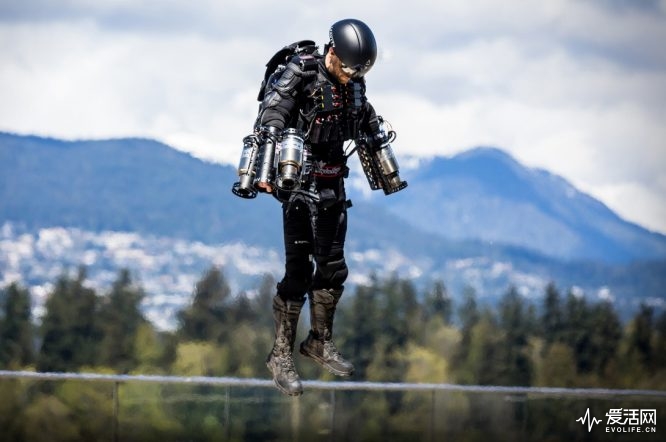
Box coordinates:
[279,200,314,299]
[313,203,347,256]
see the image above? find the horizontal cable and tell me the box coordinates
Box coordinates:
[1,370,665,398]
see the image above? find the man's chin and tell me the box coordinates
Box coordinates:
[336,73,351,84]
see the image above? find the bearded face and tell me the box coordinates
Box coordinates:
[325,48,353,85]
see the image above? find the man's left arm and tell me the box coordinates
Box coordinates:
[360,100,387,148]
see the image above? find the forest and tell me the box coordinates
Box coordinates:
[1,267,665,441]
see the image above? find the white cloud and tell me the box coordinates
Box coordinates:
[1,0,665,233]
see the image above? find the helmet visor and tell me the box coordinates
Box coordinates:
[340,60,372,79]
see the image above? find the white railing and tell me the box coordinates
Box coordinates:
[2,370,665,442]
[2,370,665,397]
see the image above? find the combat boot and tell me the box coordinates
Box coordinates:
[266,295,305,396]
[300,288,354,376]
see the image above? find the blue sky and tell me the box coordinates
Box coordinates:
[1,0,665,233]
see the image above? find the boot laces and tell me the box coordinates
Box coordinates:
[279,354,298,379]
[272,339,298,379]
[324,340,343,361]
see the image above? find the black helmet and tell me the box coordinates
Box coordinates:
[329,18,377,78]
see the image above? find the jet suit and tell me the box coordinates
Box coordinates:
[259,40,383,396]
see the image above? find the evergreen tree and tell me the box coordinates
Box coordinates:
[177,266,231,343]
[424,280,452,325]
[629,304,654,371]
[396,277,422,347]
[200,273,279,376]
[254,273,276,327]
[524,302,539,337]
[97,269,147,372]
[0,282,34,368]
[376,274,407,349]
[588,300,621,374]
[561,290,593,373]
[497,286,532,386]
[37,268,100,372]
[655,310,666,369]
[452,286,481,383]
[458,308,502,385]
[456,285,480,362]
[458,286,480,330]
[541,282,563,345]
[338,274,381,379]
[228,291,255,325]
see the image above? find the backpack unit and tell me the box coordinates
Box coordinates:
[257,40,319,102]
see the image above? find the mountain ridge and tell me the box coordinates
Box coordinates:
[359,145,666,263]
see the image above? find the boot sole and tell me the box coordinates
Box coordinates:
[299,345,354,377]
[266,361,303,396]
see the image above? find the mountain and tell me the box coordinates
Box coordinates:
[1,132,665,327]
[0,132,283,248]
[356,147,666,263]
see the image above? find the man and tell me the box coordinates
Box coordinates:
[256,19,389,396]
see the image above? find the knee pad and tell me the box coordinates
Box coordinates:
[314,255,348,289]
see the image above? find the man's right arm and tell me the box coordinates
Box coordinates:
[258,59,305,130]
